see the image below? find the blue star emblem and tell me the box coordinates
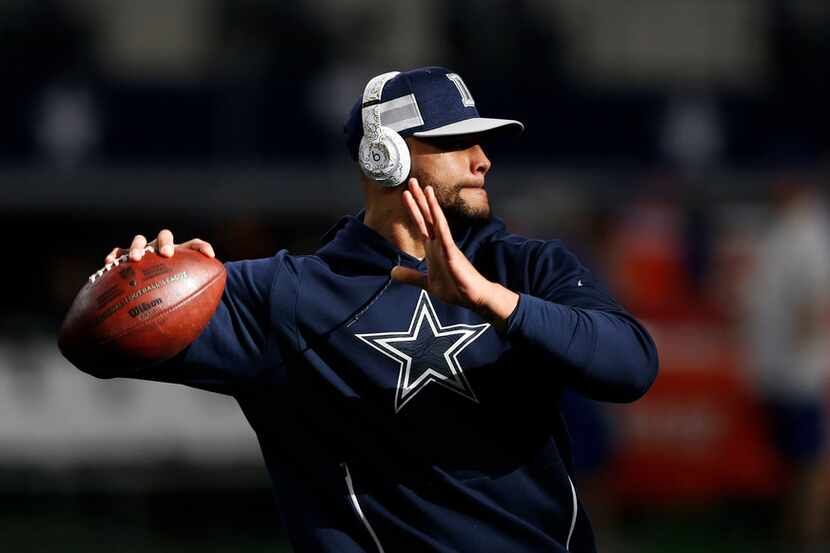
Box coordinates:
[356,290,490,413]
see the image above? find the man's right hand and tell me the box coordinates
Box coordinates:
[105,229,216,264]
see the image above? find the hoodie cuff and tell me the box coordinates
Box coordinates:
[505,292,573,349]
[505,293,528,336]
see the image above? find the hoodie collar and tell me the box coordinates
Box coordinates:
[316,209,506,276]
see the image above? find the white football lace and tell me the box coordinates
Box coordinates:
[89,245,155,283]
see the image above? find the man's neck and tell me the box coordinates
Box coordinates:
[363,206,426,260]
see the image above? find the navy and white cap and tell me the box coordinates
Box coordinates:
[344,66,524,161]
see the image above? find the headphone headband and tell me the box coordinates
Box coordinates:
[361,71,400,141]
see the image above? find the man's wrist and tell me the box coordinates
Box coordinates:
[474,281,520,332]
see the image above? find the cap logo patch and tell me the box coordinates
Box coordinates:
[376,93,424,133]
[446,73,475,107]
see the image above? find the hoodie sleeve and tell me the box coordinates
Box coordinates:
[503,240,658,402]
[124,250,297,394]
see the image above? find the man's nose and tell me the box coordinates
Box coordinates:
[470,145,491,176]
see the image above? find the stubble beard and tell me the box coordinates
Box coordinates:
[410,172,492,225]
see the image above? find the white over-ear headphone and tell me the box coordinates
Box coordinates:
[358,71,411,188]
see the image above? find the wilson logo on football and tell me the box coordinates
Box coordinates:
[128,298,164,319]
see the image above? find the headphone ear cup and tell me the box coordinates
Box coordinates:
[358,127,410,188]
[384,129,410,187]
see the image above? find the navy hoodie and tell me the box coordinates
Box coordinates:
[112,212,658,553]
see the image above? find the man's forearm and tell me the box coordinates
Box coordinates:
[499,292,659,402]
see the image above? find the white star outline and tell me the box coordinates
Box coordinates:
[355,290,491,413]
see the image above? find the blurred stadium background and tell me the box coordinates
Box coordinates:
[3,1,830,551]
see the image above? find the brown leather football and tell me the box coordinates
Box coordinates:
[58,247,226,374]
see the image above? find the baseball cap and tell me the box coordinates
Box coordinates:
[344,66,524,161]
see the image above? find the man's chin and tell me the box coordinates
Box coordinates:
[418,177,492,224]
[443,201,492,225]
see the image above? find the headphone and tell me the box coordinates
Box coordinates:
[358,71,411,188]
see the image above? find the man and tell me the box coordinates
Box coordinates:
[744,179,830,550]
[92,67,658,552]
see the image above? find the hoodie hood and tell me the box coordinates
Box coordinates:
[316,209,507,276]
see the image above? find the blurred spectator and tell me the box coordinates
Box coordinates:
[34,82,100,169]
[606,191,697,321]
[744,178,830,550]
[660,92,724,174]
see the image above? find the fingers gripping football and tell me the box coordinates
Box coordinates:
[105,230,215,265]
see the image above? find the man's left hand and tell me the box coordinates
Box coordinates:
[391,178,519,331]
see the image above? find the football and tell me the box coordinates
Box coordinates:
[58,247,226,374]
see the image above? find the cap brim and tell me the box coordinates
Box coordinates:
[412,117,524,138]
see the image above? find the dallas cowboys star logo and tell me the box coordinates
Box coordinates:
[356,290,490,413]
